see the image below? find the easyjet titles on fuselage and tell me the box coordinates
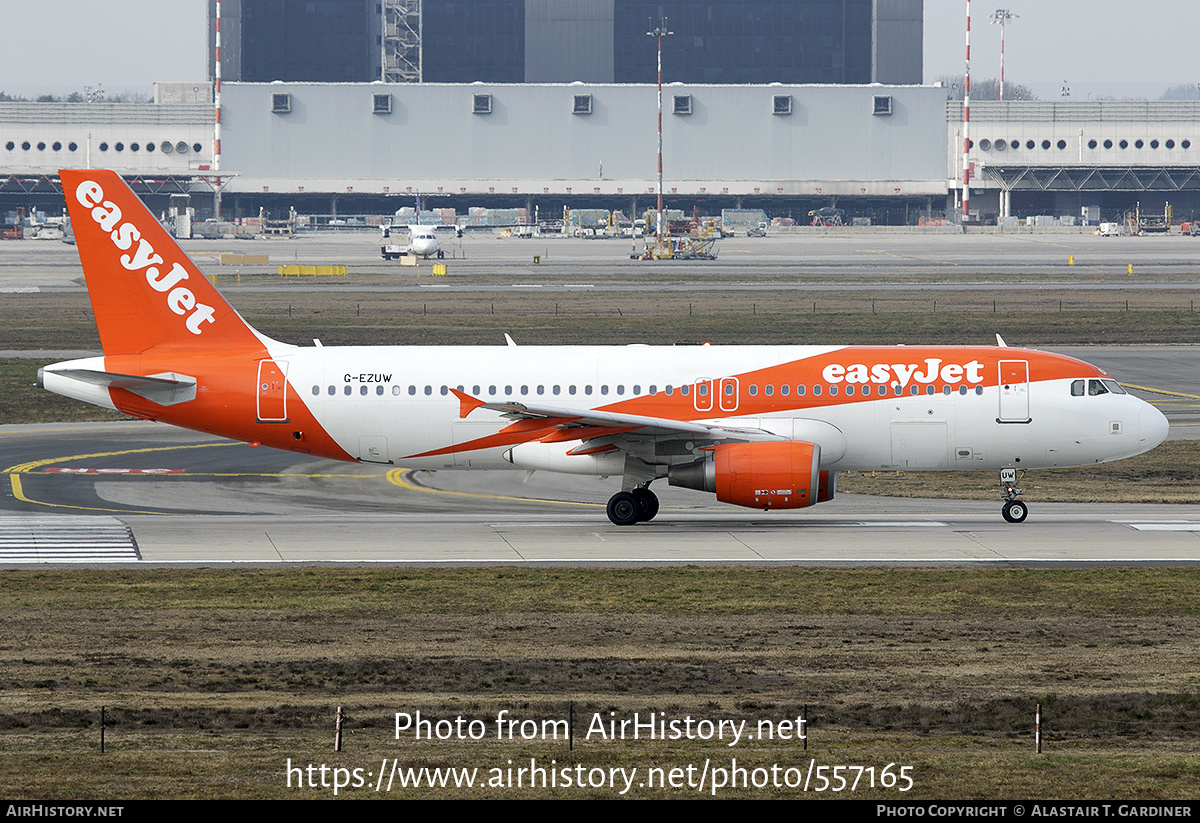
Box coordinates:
[74,179,217,335]
[821,358,986,388]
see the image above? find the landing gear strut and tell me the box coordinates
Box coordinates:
[1000,467,1028,523]
[606,486,659,525]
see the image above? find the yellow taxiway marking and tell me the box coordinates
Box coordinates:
[4,442,236,475]
[8,474,180,515]
[5,442,239,514]
[4,442,375,513]
[386,468,601,508]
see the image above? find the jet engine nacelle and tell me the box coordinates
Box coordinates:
[504,442,627,476]
[817,469,837,504]
[669,441,823,510]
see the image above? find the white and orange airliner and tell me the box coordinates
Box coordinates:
[41,170,1169,525]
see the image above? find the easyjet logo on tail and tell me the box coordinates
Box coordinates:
[822,358,985,388]
[75,180,216,335]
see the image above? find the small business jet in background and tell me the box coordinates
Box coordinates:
[42,170,1169,525]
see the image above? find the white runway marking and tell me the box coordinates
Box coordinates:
[0,516,141,562]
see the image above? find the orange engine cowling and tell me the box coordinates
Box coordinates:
[668,441,824,510]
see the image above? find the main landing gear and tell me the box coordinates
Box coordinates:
[1000,467,1028,523]
[606,486,659,525]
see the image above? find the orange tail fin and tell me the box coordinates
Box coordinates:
[60,169,266,355]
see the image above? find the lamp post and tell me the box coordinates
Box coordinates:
[990,8,1018,101]
[648,18,672,241]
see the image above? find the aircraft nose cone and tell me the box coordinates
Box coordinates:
[1140,402,1169,449]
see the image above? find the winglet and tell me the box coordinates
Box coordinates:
[450,388,487,419]
[996,334,1008,348]
[504,333,517,347]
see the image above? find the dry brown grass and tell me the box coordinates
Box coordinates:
[2,568,1200,797]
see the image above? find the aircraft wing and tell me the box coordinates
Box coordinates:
[451,389,782,442]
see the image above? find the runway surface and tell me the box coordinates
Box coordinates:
[7,231,1200,289]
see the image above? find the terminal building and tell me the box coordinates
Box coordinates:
[2,1,1199,224]
[208,0,922,86]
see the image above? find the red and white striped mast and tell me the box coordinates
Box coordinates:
[962,0,971,222]
[214,0,223,218]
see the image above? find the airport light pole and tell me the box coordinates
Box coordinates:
[990,8,1018,101]
[648,18,672,240]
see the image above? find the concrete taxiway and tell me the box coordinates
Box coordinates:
[7,231,1200,289]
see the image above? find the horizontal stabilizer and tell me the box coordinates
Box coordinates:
[44,368,197,406]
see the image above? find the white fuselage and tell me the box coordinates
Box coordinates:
[268,343,1167,473]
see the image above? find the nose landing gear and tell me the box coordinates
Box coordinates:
[1000,467,1028,523]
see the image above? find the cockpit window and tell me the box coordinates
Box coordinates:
[1101,379,1126,395]
[1071,379,1085,397]
[1087,379,1110,396]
